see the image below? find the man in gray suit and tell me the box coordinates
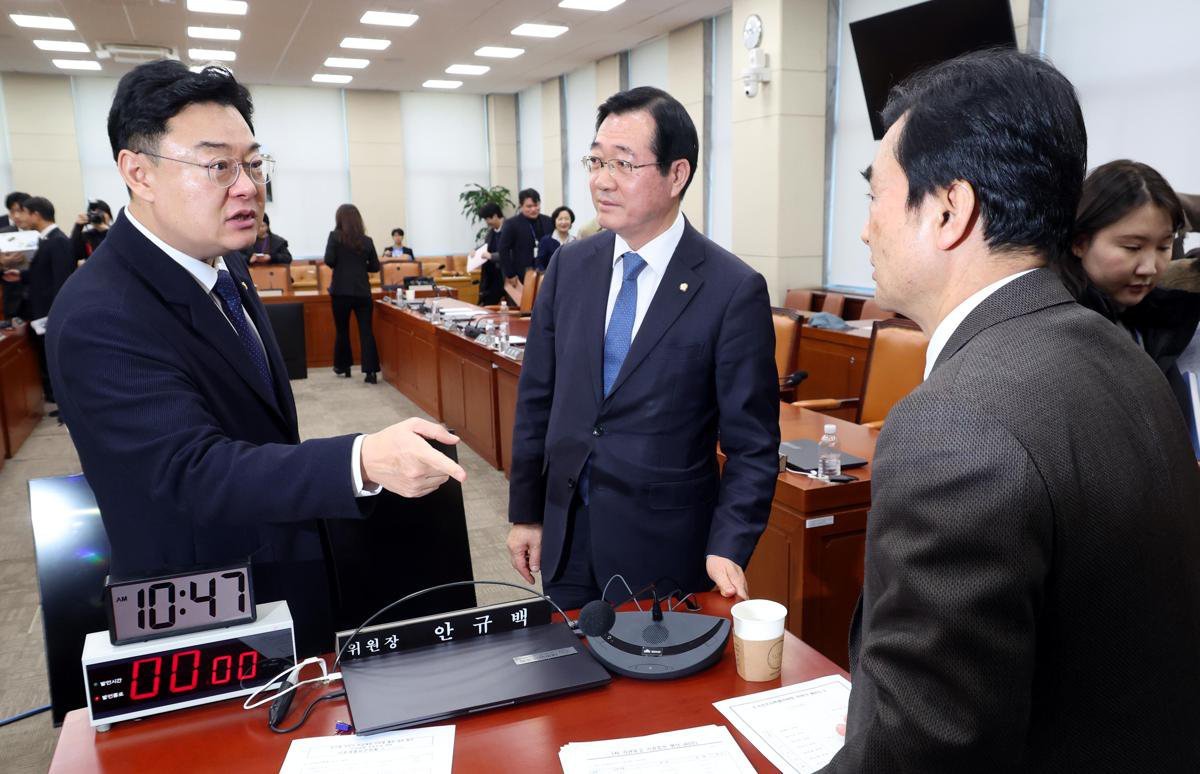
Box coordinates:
[821,51,1200,772]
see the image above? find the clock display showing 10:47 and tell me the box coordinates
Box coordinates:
[105,564,257,645]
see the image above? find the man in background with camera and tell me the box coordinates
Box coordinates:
[71,199,113,264]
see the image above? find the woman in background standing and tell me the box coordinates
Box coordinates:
[536,205,577,271]
[324,203,381,383]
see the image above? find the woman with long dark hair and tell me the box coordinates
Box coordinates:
[324,203,381,383]
[1066,160,1200,454]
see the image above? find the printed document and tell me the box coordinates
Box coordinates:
[559,724,755,773]
[714,674,851,773]
[278,724,454,774]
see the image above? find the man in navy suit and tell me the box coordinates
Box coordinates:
[506,87,780,608]
[46,61,465,654]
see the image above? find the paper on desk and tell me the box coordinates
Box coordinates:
[506,335,526,345]
[277,724,454,774]
[714,674,851,774]
[31,317,47,336]
[558,723,755,774]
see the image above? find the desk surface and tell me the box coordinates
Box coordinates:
[50,594,845,773]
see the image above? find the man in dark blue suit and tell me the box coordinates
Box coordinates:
[46,61,465,654]
[506,87,780,608]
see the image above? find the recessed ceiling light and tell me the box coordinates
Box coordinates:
[33,40,90,53]
[360,11,418,27]
[559,0,626,10]
[324,57,369,69]
[186,0,248,15]
[475,46,524,59]
[52,59,101,71]
[312,74,353,84]
[445,64,489,76]
[188,48,237,62]
[511,23,569,38]
[423,79,462,89]
[340,37,390,51]
[10,14,75,30]
[187,26,241,41]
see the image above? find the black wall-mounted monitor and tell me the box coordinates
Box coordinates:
[850,0,1018,140]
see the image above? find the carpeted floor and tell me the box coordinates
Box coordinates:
[0,369,528,772]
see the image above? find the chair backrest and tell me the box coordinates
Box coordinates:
[317,263,333,294]
[249,264,290,292]
[857,318,929,425]
[382,262,420,286]
[858,297,895,321]
[771,307,801,378]
[819,291,847,317]
[448,255,468,274]
[519,268,540,313]
[290,263,318,290]
[419,258,446,278]
[784,288,814,312]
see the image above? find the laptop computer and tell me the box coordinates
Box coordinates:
[780,439,869,471]
[340,622,611,735]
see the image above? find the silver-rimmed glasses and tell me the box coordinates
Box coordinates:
[581,154,662,176]
[139,151,276,188]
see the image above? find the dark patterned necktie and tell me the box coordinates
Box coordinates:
[213,269,272,393]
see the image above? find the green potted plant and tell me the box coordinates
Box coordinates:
[459,184,514,243]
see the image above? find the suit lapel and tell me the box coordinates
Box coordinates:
[227,256,293,422]
[583,232,616,405]
[111,216,287,422]
[604,222,706,401]
[932,267,1076,373]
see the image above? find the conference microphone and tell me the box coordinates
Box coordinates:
[577,594,730,681]
[780,370,808,389]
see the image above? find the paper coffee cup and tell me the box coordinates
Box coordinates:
[731,599,787,681]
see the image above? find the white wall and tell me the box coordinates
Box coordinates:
[563,63,598,225]
[826,0,919,290]
[629,36,670,90]
[0,75,11,201]
[1044,0,1200,200]
[72,77,128,216]
[401,91,490,255]
[517,83,544,198]
[708,12,733,251]
[247,85,351,259]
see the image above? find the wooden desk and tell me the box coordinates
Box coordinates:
[262,291,383,369]
[0,323,44,464]
[744,405,877,669]
[793,324,873,419]
[49,594,846,773]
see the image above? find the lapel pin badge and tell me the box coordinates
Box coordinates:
[679,282,689,292]
[241,281,249,291]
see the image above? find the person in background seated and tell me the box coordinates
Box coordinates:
[238,212,291,265]
[70,199,113,263]
[325,203,381,383]
[383,227,414,260]
[536,205,577,271]
[476,202,505,306]
[1065,159,1200,456]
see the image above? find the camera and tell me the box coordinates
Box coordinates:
[87,209,105,226]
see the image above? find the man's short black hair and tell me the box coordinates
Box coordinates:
[596,86,699,200]
[518,188,540,206]
[391,227,405,237]
[22,196,55,222]
[5,191,30,210]
[107,61,254,161]
[881,49,1087,263]
[478,202,503,220]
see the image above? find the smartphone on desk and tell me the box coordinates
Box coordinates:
[785,461,858,483]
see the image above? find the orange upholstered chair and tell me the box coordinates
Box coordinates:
[793,318,928,429]
[784,288,814,312]
[858,297,895,320]
[819,291,847,317]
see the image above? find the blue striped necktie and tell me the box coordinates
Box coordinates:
[602,252,647,395]
[213,269,273,394]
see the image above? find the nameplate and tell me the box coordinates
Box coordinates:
[335,598,553,661]
[501,346,524,361]
[805,516,835,529]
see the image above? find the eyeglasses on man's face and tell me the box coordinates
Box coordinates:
[139,151,276,188]
[581,154,662,176]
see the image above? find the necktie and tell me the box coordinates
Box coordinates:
[602,252,647,395]
[213,269,272,394]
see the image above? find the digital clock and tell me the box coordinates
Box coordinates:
[105,563,256,645]
[82,600,295,730]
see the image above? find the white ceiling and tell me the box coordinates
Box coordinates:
[0,0,731,93]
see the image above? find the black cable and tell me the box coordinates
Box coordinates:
[269,690,346,734]
[0,704,51,728]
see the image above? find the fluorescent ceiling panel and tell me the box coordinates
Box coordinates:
[511,23,569,38]
[559,0,626,10]
[340,37,390,50]
[324,57,369,69]
[53,59,101,71]
[475,46,524,58]
[187,26,242,41]
[188,48,237,61]
[312,74,352,84]
[33,40,90,53]
[445,64,490,75]
[186,0,248,15]
[360,11,418,27]
[10,14,75,30]
[423,80,463,89]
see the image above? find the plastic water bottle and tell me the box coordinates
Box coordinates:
[499,298,509,316]
[817,424,842,478]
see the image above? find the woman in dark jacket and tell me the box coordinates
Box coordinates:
[1066,160,1200,455]
[324,203,381,383]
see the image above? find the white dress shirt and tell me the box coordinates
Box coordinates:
[923,268,1038,379]
[606,209,686,339]
[38,222,59,240]
[122,208,379,497]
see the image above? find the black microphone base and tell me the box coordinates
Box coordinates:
[585,610,730,680]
